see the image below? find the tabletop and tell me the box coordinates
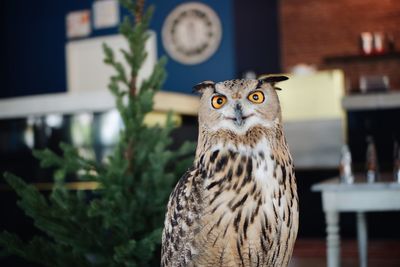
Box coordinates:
[311,176,400,192]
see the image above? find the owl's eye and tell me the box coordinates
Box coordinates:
[211,95,227,109]
[248,91,265,104]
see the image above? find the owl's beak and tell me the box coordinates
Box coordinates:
[234,103,244,127]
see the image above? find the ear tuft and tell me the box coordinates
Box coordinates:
[261,75,289,84]
[192,80,215,94]
[259,75,289,91]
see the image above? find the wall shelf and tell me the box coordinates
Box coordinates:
[0,90,200,119]
[342,92,400,111]
[324,52,400,64]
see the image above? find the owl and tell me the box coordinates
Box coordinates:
[161,76,299,267]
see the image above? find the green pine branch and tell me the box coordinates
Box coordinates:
[0,0,194,266]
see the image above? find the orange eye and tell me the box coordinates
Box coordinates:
[211,95,227,109]
[248,91,265,104]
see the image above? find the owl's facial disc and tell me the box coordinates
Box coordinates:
[199,79,284,134]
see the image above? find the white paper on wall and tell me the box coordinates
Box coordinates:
[93,0,120,29]
[66,10,91,39]
[66,32,157,93]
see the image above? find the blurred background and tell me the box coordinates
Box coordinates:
[1,0,400,266]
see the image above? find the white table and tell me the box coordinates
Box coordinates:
[311,178,400,267]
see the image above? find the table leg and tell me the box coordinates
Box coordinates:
[357,212,368,267]
[325,211,340,267]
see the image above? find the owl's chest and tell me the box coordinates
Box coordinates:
[190,140,298,266]
[194,144,298,265]
[202,143,290,211]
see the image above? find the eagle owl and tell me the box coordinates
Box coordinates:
[161,76,299,267]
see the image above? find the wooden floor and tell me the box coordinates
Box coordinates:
[290,239,400,267]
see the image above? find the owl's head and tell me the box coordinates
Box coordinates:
[194,76,288,134]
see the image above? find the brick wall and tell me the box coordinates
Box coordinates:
[280,0,400,92]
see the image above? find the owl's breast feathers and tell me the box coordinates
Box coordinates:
[161,125,299,267]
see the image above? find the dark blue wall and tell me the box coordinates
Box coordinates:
[0,0,279,98]
[1,0,69,98]
[0,0,120,98]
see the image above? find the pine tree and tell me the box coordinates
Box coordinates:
[0,0,194,266]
